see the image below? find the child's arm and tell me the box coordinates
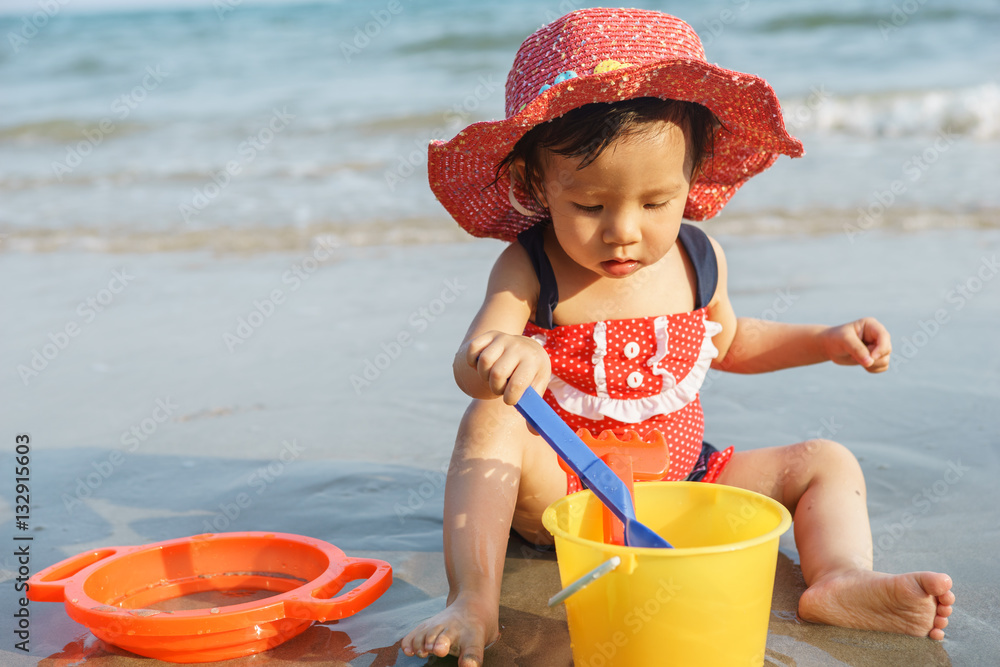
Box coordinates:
[454,243,551,404]
[705,237,892,374]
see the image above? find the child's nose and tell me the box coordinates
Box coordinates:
[602,209,642,246]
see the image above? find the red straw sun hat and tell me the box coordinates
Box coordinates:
[428,7,804,242]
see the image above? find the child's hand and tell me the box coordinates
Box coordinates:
[465,331,551,404]
[822,317,892,373]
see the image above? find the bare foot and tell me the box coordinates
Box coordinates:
[402,594,500,667]
[799,569,954,640]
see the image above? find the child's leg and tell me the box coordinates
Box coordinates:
[402,397,566,667]
[717,439,955,639]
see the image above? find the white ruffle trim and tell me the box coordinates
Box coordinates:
[646,315,677,390]
[547,316,723,423]
[592,321,609,398]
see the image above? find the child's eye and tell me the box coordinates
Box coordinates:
[645,202,667,210]
[573,203,602,213]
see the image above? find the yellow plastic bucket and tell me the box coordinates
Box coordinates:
[542,482,791,667]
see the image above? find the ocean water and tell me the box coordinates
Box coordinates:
[1,0,998,251]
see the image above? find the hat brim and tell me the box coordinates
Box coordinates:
[429,58,804,242]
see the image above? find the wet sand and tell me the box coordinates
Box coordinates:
[1,227,998,665]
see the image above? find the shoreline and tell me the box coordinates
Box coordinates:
[1,207,998,254]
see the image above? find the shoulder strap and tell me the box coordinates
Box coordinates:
[677,223,719,310]
[518,223,715,324]
[516,223,558,329]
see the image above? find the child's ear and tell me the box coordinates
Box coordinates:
[690,159,701,183]
[512,158,548,208]
[511,157,526,185]
[510,157,524,183]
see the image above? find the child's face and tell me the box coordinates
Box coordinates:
[539,120,693,279]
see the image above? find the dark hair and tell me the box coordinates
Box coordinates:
[494,97,718,207]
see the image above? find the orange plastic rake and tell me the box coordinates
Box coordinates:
[27,532,392,663]
[516,387,671,548]
[567,429,670,546]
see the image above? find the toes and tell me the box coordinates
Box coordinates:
[425,626,454,657]
[401,630,415,656]
[403,603,496,664]
[411,624,446,657]
[431,631,456,658]
[455,624,488,665]
[938,588,956,607]
[937,602,953,618]
[459,646,486,667]
[928,605,950,640]
[917,571,953,597]
[401,624,434,657]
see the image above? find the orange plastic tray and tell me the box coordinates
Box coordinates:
[27,532,392,663]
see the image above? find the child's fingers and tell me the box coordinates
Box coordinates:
[855,317,891,372]
[485,350,522,397]
[531,363,551,396]
[866,355,891,373]
[472,338,506,379]
[502,362,537,405]
[842,331,874,367]
[860,317,892,360]
[465,333,496,367]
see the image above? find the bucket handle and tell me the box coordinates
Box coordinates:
[27,547,129,602]
[285,557,392,622]
[548,556,621,607]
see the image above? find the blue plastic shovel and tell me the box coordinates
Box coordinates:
[515,387,672,549]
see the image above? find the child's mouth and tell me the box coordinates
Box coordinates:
[601,259,639,276]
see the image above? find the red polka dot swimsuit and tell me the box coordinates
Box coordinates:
[518,223,733,493]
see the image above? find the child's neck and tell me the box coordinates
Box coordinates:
[543,228,698,326]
